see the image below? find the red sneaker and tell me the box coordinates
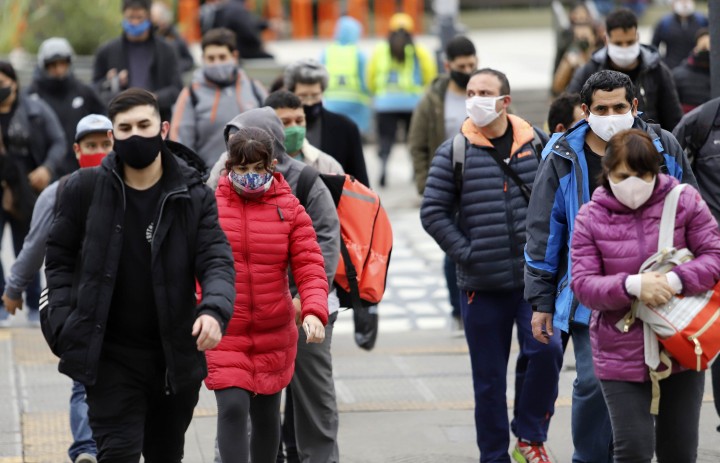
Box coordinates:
[511,439,552,463]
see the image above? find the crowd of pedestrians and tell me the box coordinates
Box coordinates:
[0,0,719,462]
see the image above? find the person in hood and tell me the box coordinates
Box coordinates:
[408,35,477,335]
[652,0,708,70]
[367,13,437,187]
[27,37,106,177]
[2,114,113,463]
[170,27,266,169]
[284,59,369,187]
[204,0,274,60]
[567,8,683,131]
[207,125,328,463]
[319,16,371,135]
[525,70,697,463]
[92,0,183,122]
[45,88,235,461]
[672,28,711,114]
[570,128,719,462]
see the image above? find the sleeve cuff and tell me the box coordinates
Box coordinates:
[666,271,683,294]
[625,274,642,298]
[4,287,23,301]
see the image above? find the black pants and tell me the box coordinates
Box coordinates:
[376,111,413,162]
[85,349,200,463]
[216,387,282,463]
[600,370,705,463]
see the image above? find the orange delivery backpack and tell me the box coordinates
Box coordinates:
[297,167,393,350]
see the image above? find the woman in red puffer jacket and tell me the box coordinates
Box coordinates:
[570,129,720,463]
[205,126,329,463]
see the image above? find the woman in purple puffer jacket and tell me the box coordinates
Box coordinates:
[570,129,720,463]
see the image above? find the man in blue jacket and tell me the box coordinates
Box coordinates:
[421,68,562,463]
[525,70,697,463]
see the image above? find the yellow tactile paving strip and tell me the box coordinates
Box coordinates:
[22,412,71,462]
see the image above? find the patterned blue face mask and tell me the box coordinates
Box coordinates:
[228,170,273,198]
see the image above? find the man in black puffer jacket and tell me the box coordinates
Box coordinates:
[45,88,235,461]
[421,68,562,463]
[568,8,682,131]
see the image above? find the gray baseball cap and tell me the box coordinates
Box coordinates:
[75,114,113,142]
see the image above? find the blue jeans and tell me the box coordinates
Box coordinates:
[570,323,613,463]
[444,255,460,318]
[69,381,96,460]
[461,289,563,462]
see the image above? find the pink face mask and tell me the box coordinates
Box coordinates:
[609,175,656,209]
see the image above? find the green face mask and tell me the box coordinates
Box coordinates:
[284,125,306,154]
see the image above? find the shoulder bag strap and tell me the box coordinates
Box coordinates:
[486,149,532,203]
[657,184,687,251]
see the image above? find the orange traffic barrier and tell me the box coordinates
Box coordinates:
[347,0,369,37]
[177,0,201,43]
[318,0,341,38]
[403,0,424,34]
[247,0,284,41]
[291,0,314,39]
[374,0,396,37]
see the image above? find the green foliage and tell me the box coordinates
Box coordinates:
[20,0,123,55]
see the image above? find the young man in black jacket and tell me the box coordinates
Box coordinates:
[92,0,183,122]
[45,88,235,462]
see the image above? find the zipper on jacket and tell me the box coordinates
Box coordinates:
[151,186,189,392]
[241,199,257,390]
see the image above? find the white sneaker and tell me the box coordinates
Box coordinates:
[75,453,97,463]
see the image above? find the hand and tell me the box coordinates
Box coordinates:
[118,70,128,88]
[293,297,302,326]
[28,166,52,191]
[2,293,23,315]
[531,311,554,344]
[192,314,222,351]
[639,272,673,307]
[302,314,325,344]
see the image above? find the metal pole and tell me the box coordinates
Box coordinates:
[710,0,720,98]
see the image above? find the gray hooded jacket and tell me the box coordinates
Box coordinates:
[207,108,341,298]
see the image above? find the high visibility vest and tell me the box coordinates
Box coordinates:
[372,43,424,98]
[324,44,369,104]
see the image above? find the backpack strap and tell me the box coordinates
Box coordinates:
[451,133,466,192]
[657,184,687,251]
[339,240,364,311]
[486,149,533,203]
[647,123,669,175]
[531,127,548,162]
[296,165,320,209]
[187,84,199,108]
[250,80,265,106]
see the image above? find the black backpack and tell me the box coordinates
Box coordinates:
[686,98,720,163]
[40,168,97,357]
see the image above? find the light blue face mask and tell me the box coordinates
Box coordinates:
[122,19,152,38]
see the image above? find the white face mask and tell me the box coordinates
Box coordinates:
[587,109,635,142]
[466,95,505,127]
[609,175,656,210]
[607,42,640,69]
[673,1,695,17]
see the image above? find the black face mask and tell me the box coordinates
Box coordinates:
[576,39,591,52]
[693,50,710,68]
[303,102,323,125]
[449,70,470,89]
[0,85,12,104]
[114,132,164,169]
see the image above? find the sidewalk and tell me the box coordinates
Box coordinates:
[1,317,719,462]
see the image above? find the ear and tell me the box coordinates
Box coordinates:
[107,129,115,144]
[554,123,566,134]
[233,50,240,62]
[73,143,82,160]
[631,98,639,117]
[501,95,512,110]
[581,103,591,120]
[443,61,450,73]
[160,120,170,139]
